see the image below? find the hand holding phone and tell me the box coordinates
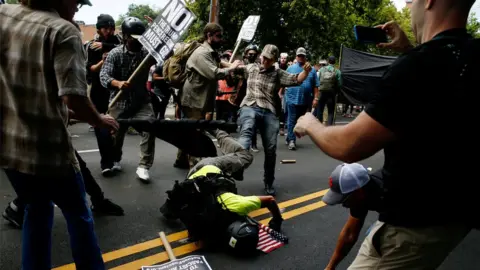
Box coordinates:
[354,25,388,44]
[375,21,414,53]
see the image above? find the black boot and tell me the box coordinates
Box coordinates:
[264,181,276,196]
[2,202,23,229]
[91,198,124,216]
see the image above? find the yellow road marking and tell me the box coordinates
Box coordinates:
[110,200,328,270]
[53,189,329,270]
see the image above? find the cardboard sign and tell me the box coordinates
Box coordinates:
[138,0,196,63]
[141,255,212,270]
[237,15,260,42]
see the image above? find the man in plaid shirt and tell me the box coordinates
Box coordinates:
[0,1,119,269]
[236,45,312,195]
[100,17,157,183]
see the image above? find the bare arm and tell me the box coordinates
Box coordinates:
[90,60,104,73]
[259,196,282,220]
[153,72,164,81]
[63,95,103,126]
[295,112,395,163]
[325,215,365,270]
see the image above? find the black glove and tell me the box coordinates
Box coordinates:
[268,216,283,232]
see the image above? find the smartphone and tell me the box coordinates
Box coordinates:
[354,25,388,44]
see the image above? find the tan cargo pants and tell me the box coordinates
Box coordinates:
[348,221,471,270]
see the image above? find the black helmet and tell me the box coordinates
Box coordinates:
[121,17,146,38]
[244,44,259,54]
[226,220,259,254]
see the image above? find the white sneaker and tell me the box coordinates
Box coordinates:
[136,167,151,182]
[112,162,122,172]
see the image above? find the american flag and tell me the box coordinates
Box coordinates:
[256,223,289,253]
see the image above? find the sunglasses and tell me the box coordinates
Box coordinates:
[247,53,257,57]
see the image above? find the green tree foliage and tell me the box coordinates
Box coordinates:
[5,0,18,3]
[467,13,480,38]
[116,4,160,26]
[185,0,415,60]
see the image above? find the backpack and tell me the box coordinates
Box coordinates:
[163,41,202,89]
[160,172,240,245]
[319,66,338,92]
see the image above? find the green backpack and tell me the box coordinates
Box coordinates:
[319,66,338,92]
[163,41,202,89]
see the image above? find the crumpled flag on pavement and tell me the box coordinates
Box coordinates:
[257,223,288,253]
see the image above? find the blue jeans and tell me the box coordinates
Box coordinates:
[237,106,280,185]
[5,167,105,270]
[286,103,308,143]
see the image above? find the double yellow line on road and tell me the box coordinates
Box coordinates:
[53,189,329,270]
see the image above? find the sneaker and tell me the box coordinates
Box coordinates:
[91,199,124,216]
[2,203,23,229]
[88,125,95,132]
[279,128,285,136]
[101,168,114,177]
[136,167,151,183]
[264,185,276,196]
[251,146,260,153]
[288,141,296,150]
[112,162,122,172]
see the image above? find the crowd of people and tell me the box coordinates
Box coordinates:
[0,0,479,269]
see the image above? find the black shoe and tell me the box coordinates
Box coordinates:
[231,168,244,181]
[264,185,276,196]
[173,160,190,169]
[2,204,23,229]
[91,199,124,216]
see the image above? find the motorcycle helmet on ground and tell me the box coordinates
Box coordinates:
[121,17,146,39]
[226,219,259,255]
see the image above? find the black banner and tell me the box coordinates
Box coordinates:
[339,46,397,105]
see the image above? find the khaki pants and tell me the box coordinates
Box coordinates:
[109,103,156,169]
[348,221,471,270]
[175,107,205,168]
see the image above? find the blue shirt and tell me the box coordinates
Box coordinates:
[285,63,319,105]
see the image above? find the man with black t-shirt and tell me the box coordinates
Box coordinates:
[295,0,479,268]
[152,61,173,119]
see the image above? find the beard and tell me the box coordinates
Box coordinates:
[210,40,222,50]
[128,40,143,52]
[247,55,257,63]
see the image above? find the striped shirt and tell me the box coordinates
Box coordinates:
[240,64,299,114]
[0,5,84,176]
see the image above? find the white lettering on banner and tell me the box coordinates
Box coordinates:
[162,0,192,32]
[138,0,195,63]
[143,29,162,49]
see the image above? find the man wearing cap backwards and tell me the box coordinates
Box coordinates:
[0,0,119,268]
[236,44,312,195]
[295,0,479,268]
[322,164,383,270]
[284,47,319,150]
[100,16,157,183]
[86,14,123,176]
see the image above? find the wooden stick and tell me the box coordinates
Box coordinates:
[107,54,153,113]
[229,39,242,63]
[159,231,177,261]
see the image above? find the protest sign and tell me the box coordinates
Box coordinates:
[237,15,260,42]
[229,15,260,63]
[138,0,196,63]
[141,255,212,270]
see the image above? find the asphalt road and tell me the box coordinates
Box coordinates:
[1,117,479,270]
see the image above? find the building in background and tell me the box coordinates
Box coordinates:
[406,0,413,8]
